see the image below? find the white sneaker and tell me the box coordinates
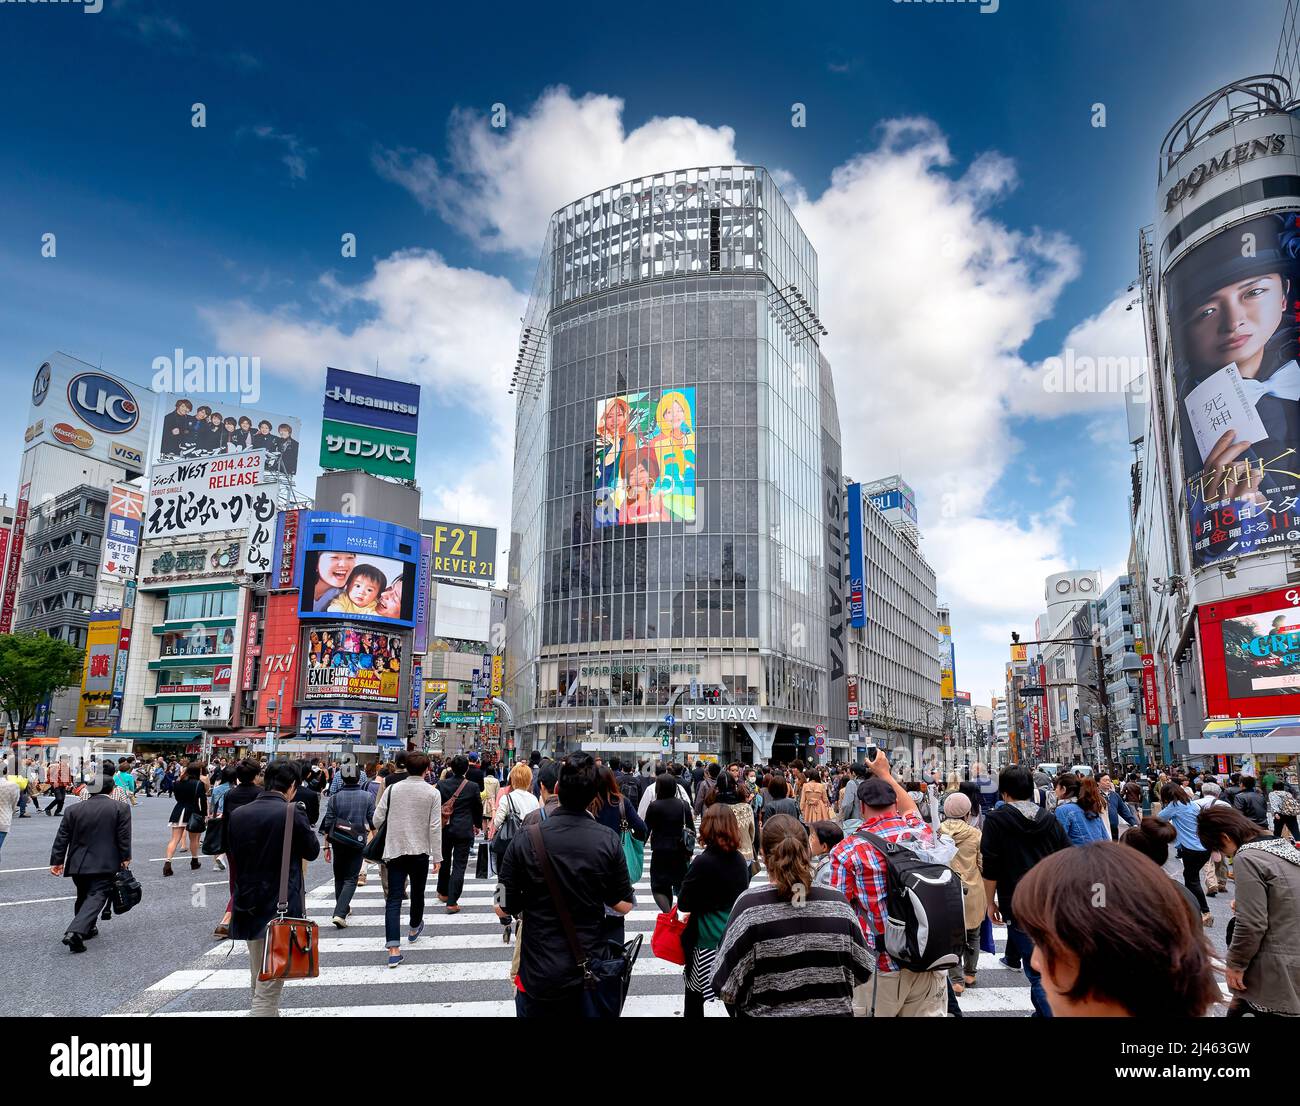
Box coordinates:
[331,916,347,928]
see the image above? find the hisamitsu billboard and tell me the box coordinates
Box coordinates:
[323,367,421,435]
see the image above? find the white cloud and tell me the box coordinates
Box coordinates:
[373,86,740,255]
[246,125,316,182]
[1010,291,1149,418]
[201,249,528,546]
[789,118,1082,521]
[223,91,1133,701]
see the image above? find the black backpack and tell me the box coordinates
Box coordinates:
[858,830,965,973]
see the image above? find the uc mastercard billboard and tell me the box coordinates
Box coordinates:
[24,355,152,476]
[295,512,420,629]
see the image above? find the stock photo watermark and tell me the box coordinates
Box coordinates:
[151,349,262,404]
[3,0,101,12]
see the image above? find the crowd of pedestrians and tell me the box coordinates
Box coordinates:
[8,741,1299,1020]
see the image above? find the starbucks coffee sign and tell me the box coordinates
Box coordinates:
[684,704,760,723]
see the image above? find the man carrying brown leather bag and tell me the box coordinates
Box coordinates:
[227,759,320,1017]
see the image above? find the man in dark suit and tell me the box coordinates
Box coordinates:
[49,760,131,953]
[226,760,319,1017]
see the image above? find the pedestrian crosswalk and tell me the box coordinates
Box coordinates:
[127,859,1045,1017]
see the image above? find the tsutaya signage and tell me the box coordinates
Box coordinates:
[684,704,760,723]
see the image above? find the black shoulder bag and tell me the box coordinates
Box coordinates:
[363,784,394,862]
[527,823,642,1018]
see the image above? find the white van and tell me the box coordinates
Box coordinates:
[1071,764,1094,778]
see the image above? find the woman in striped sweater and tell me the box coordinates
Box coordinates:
[711,814,871,1016]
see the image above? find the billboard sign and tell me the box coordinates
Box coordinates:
[155,393,301,476]
[0,483,30,633]
[1198,585,1300,718]
[100,483,144,582]
[320,419,416,481]
[432,581,492,642]
[24,357,151,475]
[846,484,866,628]
[1142,654,1161,728]
[271,509,301,591]
[295,512,420,628]
[304,625,403,704]
[323,367,420,435]
[145,452,276,539]
[938,619,955,701]
[593,388,696,526]
[298,709,401,738]
[1167,212,1300,570]
[414,534,432,652]
[242,508,276,574]
[77,615,120,736]
[427,521,497,583]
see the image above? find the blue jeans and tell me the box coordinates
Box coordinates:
[384,854,428,947]
[0,828,6,860]
[1005,922,1052,1018]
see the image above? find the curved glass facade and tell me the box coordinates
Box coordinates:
[506,166,842,760]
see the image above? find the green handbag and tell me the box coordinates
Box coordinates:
[619,800,645,882]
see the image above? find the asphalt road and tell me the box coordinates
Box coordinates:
[0,791,336,1017]
[0,792,1236,1017]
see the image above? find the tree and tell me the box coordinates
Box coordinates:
[0,632,85,740]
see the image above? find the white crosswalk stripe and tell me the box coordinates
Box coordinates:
[128,859,1042,1017]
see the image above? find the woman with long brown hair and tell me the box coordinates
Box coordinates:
[1012,842,1220,1017]
[711,814,870,1016]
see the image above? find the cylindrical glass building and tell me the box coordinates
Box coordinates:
[505,166,846,763]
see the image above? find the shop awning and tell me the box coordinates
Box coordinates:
[1189,716,1300,754]
[113,731,202,744]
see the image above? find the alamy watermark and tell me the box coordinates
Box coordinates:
[4,0,101,11]
[151,349,262,404]
[893,0,999,14]
[1041,348,1150,401]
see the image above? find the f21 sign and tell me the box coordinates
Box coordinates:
[145,451,276,540]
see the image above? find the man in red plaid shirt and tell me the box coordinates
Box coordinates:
[828,751,946,1017]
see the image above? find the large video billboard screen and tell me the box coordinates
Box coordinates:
[593,388,696,526]
[1168,212,1300,570]
[1200,585,1300,718]
[295,512,420,628]
[156,393,302,476]
[304,625,403,703]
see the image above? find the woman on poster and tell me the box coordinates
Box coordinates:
[651,390,696,522]
[594,396,638,526]
[1171,212,1300,567]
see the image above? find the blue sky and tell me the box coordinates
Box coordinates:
[0,0,1287,702]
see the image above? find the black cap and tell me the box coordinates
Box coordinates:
[1167,212,1294,325]
[857,777,897,808]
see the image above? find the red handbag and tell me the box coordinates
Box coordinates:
[651,907,688,965]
